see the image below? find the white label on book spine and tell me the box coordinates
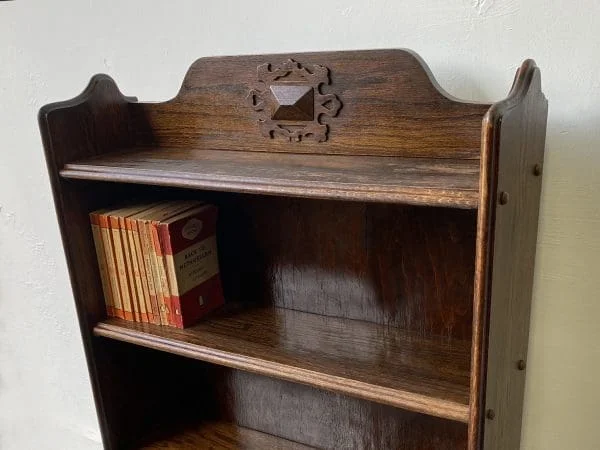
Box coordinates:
[172,235,219,296]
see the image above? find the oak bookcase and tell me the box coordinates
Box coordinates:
[39,50,547,449]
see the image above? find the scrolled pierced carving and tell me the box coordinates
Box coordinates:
[246,58,342,142]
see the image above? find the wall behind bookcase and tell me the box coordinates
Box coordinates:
[1,1,599,449]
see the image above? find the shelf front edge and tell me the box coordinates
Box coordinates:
[94,321,470,424]
[60,166,479,209]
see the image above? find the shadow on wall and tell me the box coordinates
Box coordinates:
[522,115,600,449]
[0,265,4,450]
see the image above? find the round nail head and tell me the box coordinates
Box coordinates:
[499,192,509,205]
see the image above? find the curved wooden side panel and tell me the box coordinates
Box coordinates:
[39,75,139,449]
[131,49,490,158]
[469,60,548,449]
[39,74,136,165]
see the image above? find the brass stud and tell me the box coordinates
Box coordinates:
[499,191,509,205]
[486,409,496,420]
[533,163,542,176]
[517,360,527,371]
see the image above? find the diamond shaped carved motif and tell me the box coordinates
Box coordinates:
[270,85,314,121]
[246,59,342,142]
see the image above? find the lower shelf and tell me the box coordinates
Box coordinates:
[138,421,313,449]
[94,306,471,422]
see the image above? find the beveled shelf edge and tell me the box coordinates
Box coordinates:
[60,167,479,209]
[94,320,470,424]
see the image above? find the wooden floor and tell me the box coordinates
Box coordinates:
[95,305,471,423]
[61,148,480,208]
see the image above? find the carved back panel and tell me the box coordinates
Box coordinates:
[131,50,490,158]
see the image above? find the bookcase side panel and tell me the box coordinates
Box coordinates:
[469,62,548,450]
[39,76,140,449]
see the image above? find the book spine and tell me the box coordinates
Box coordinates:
[99,213,124,319]
[131,217,153,324]
[150,220,174,327]
[168,206,223,328]
[119,216,141,322]
[90,212,114,317]
[159,223,183,328]
[126,216,148,323]
[110,215,135,321]
[145,219,169,325]
[138,218,162,325]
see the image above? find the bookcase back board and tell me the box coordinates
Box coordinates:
[131,49,491,158]
[39,49,547,450]
[218,195,477,341]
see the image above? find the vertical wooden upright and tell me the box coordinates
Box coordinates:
[471,60,548,450]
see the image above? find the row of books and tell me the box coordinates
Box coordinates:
[90,200,224,328]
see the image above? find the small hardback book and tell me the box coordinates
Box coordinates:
[118,213,142,322]
[124,213,149,323]
[92,209,124,319]
[90,209,114,317]
[108,207,137,321]
[119,202,163,323]
[106,204,157,321]
[90,200,221,327]
[158,204,224,328]
[127,212,154,324]
[128,203,172,325]
[137,201,205,325]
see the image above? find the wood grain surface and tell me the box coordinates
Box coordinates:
[129,360,469,449]
[212,368,469,449]
[131,49,490,158]
[216,196,477,341]
[139,420,314,449]
[469,60,548,450]
[38,75,138,448]
[95,305,472,422]
[61,147,481,208]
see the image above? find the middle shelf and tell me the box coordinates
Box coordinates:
[94,305,471,423]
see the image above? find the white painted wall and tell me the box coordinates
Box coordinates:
[1,1,598,448]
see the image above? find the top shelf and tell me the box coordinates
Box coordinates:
[61,148,480,208]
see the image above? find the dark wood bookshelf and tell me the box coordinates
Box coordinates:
[39,49,547,449]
